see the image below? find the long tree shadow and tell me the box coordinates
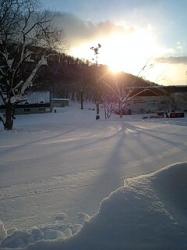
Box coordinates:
[0,124,125,167]
[164,119,187,127]
[136,122,187,137]
[0,127,79,155]
[124,122,187,150]
[73,122,132,216]
[76,121,187,217]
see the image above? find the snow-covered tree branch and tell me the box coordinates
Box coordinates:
[0,0,62,130]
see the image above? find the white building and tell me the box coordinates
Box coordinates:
[126,86,187,113]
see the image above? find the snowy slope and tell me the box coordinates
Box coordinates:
[0,103,187,233]
[2,162,186,250]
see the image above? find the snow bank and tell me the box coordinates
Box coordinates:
[1,162,187,249]
[58,162,187,250]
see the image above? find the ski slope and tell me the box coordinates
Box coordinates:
[0,103,187,231]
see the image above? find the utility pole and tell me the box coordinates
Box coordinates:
[90,43,102,120]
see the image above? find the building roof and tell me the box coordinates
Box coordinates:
[127,85,187,97]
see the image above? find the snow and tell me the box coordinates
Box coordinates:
[2,162,187,249]
[0,103,187,248]
[1,230,32,248]
[0,221,82,249]
[0,221,7,241]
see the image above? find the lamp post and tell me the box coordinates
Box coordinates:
[90,43,101,120]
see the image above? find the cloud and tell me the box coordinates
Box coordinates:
[156,56,187,65]
[48,11,133,48]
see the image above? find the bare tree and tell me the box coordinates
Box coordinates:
[0,0,61,129]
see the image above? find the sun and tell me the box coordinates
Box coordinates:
[101,28,162,75]
[109,65,121,74]
[107,62,124,74]
[69,25,163,77]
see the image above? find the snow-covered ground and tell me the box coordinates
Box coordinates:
[22,162,187,250]
[0,102,187,247]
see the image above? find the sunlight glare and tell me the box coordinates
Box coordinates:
[69,24,170,82]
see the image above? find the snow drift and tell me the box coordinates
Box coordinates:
[2,162,187,250]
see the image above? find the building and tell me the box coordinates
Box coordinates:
[124,85,187,114]
[51,98,69,108]
[0,91,52,115]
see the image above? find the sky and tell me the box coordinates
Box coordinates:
[40,0,187,85]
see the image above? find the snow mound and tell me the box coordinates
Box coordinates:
[2,162,187,250]
[58,162,187,250]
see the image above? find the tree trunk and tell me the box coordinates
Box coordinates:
[71,92,75,101]
[4,102,14,130]
[119,100,123,118]
[96,102,100,120]
[80,90,84,110]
